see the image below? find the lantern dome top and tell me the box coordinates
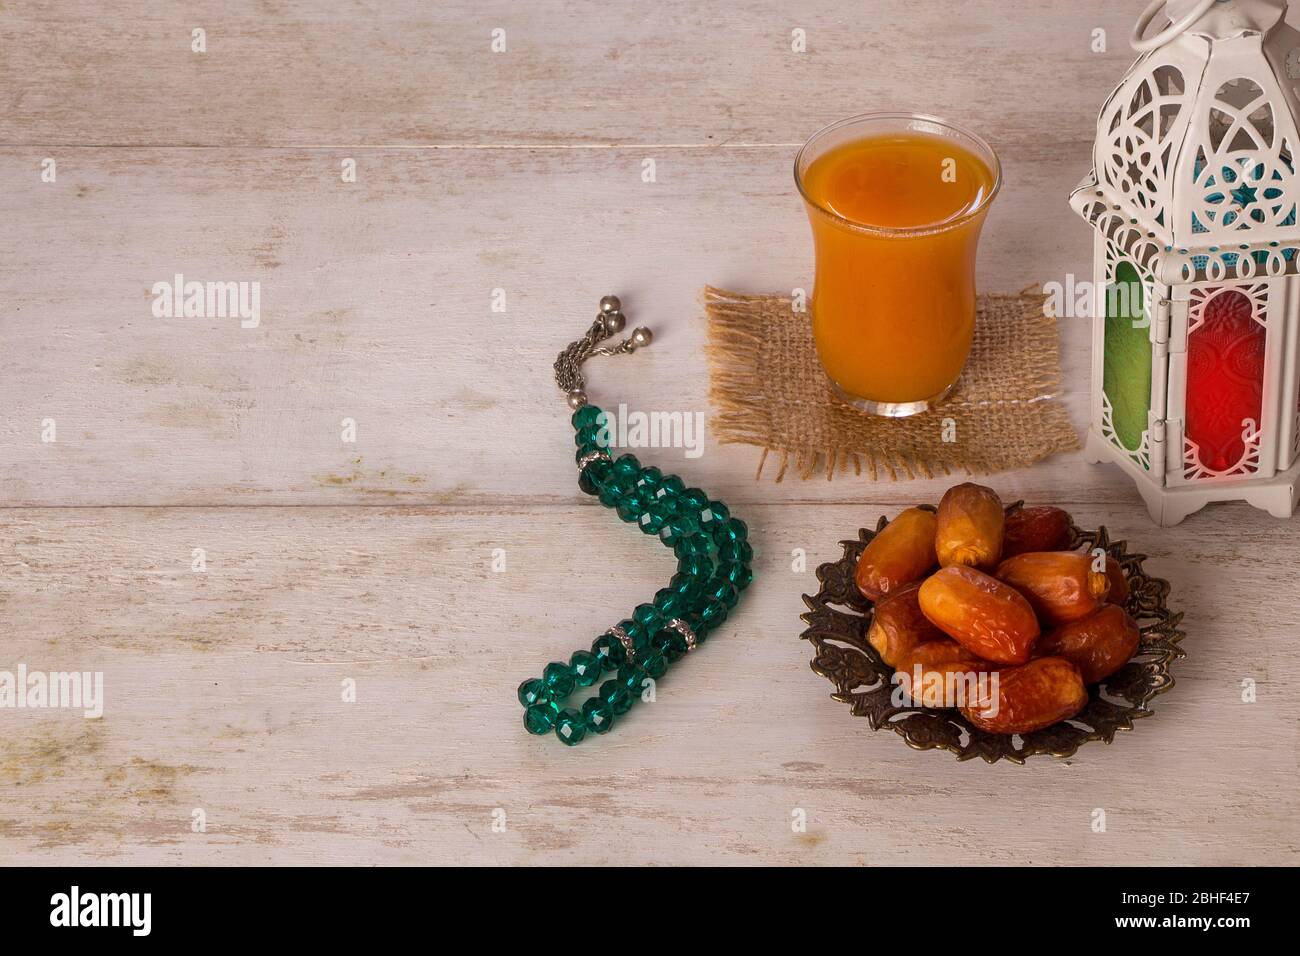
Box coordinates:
[1162,0,1285,43]
[1072,0,1300,283]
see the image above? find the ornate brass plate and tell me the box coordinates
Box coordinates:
[800,506,1186,764]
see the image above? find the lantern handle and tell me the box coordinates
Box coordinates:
[1131,0,1218,52]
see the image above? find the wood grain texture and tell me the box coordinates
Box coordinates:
[1,504,1296,864]
[2,0,1142,148]
[2,143,1111,506]
[2,0,1298,865]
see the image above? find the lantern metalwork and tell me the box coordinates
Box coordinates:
[1071,0,1300,524]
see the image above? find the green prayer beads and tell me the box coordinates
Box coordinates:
[518,414,754,744]
[522,296,755,746]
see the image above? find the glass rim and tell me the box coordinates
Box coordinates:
[793,110,1003,238]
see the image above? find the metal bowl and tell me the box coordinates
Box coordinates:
[800,504,1186,764]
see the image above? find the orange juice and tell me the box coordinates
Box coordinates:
[796,115,1000,415]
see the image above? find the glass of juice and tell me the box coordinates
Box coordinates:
[795,112,1001,417]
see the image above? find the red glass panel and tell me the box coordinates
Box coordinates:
[1186,289,1266,474]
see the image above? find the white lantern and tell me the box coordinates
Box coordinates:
[1070,0,1300,524]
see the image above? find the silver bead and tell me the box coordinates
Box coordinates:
[566,389,587,410]
[630,326,653,348]
[599,295,622,315]
[601,310,626,334]
[606,624,636,666]
[666,618,698,652]
[577,449,611,471]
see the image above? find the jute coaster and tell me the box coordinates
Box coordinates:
[705,285,1080,481]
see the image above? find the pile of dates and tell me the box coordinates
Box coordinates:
[857,483,1139,735]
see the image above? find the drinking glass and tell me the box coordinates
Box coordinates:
[795,112,1002,417]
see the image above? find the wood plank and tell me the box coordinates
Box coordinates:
[1,143,1130,507]
[2,0,1145,148]
[5,0,1297,870]
[1,504,1295,864]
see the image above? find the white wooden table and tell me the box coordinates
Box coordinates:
[1,0,1296,865]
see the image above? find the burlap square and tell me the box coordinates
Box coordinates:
[704,286,1079,480]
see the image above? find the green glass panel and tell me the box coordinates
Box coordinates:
[1103,260,1152,456]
